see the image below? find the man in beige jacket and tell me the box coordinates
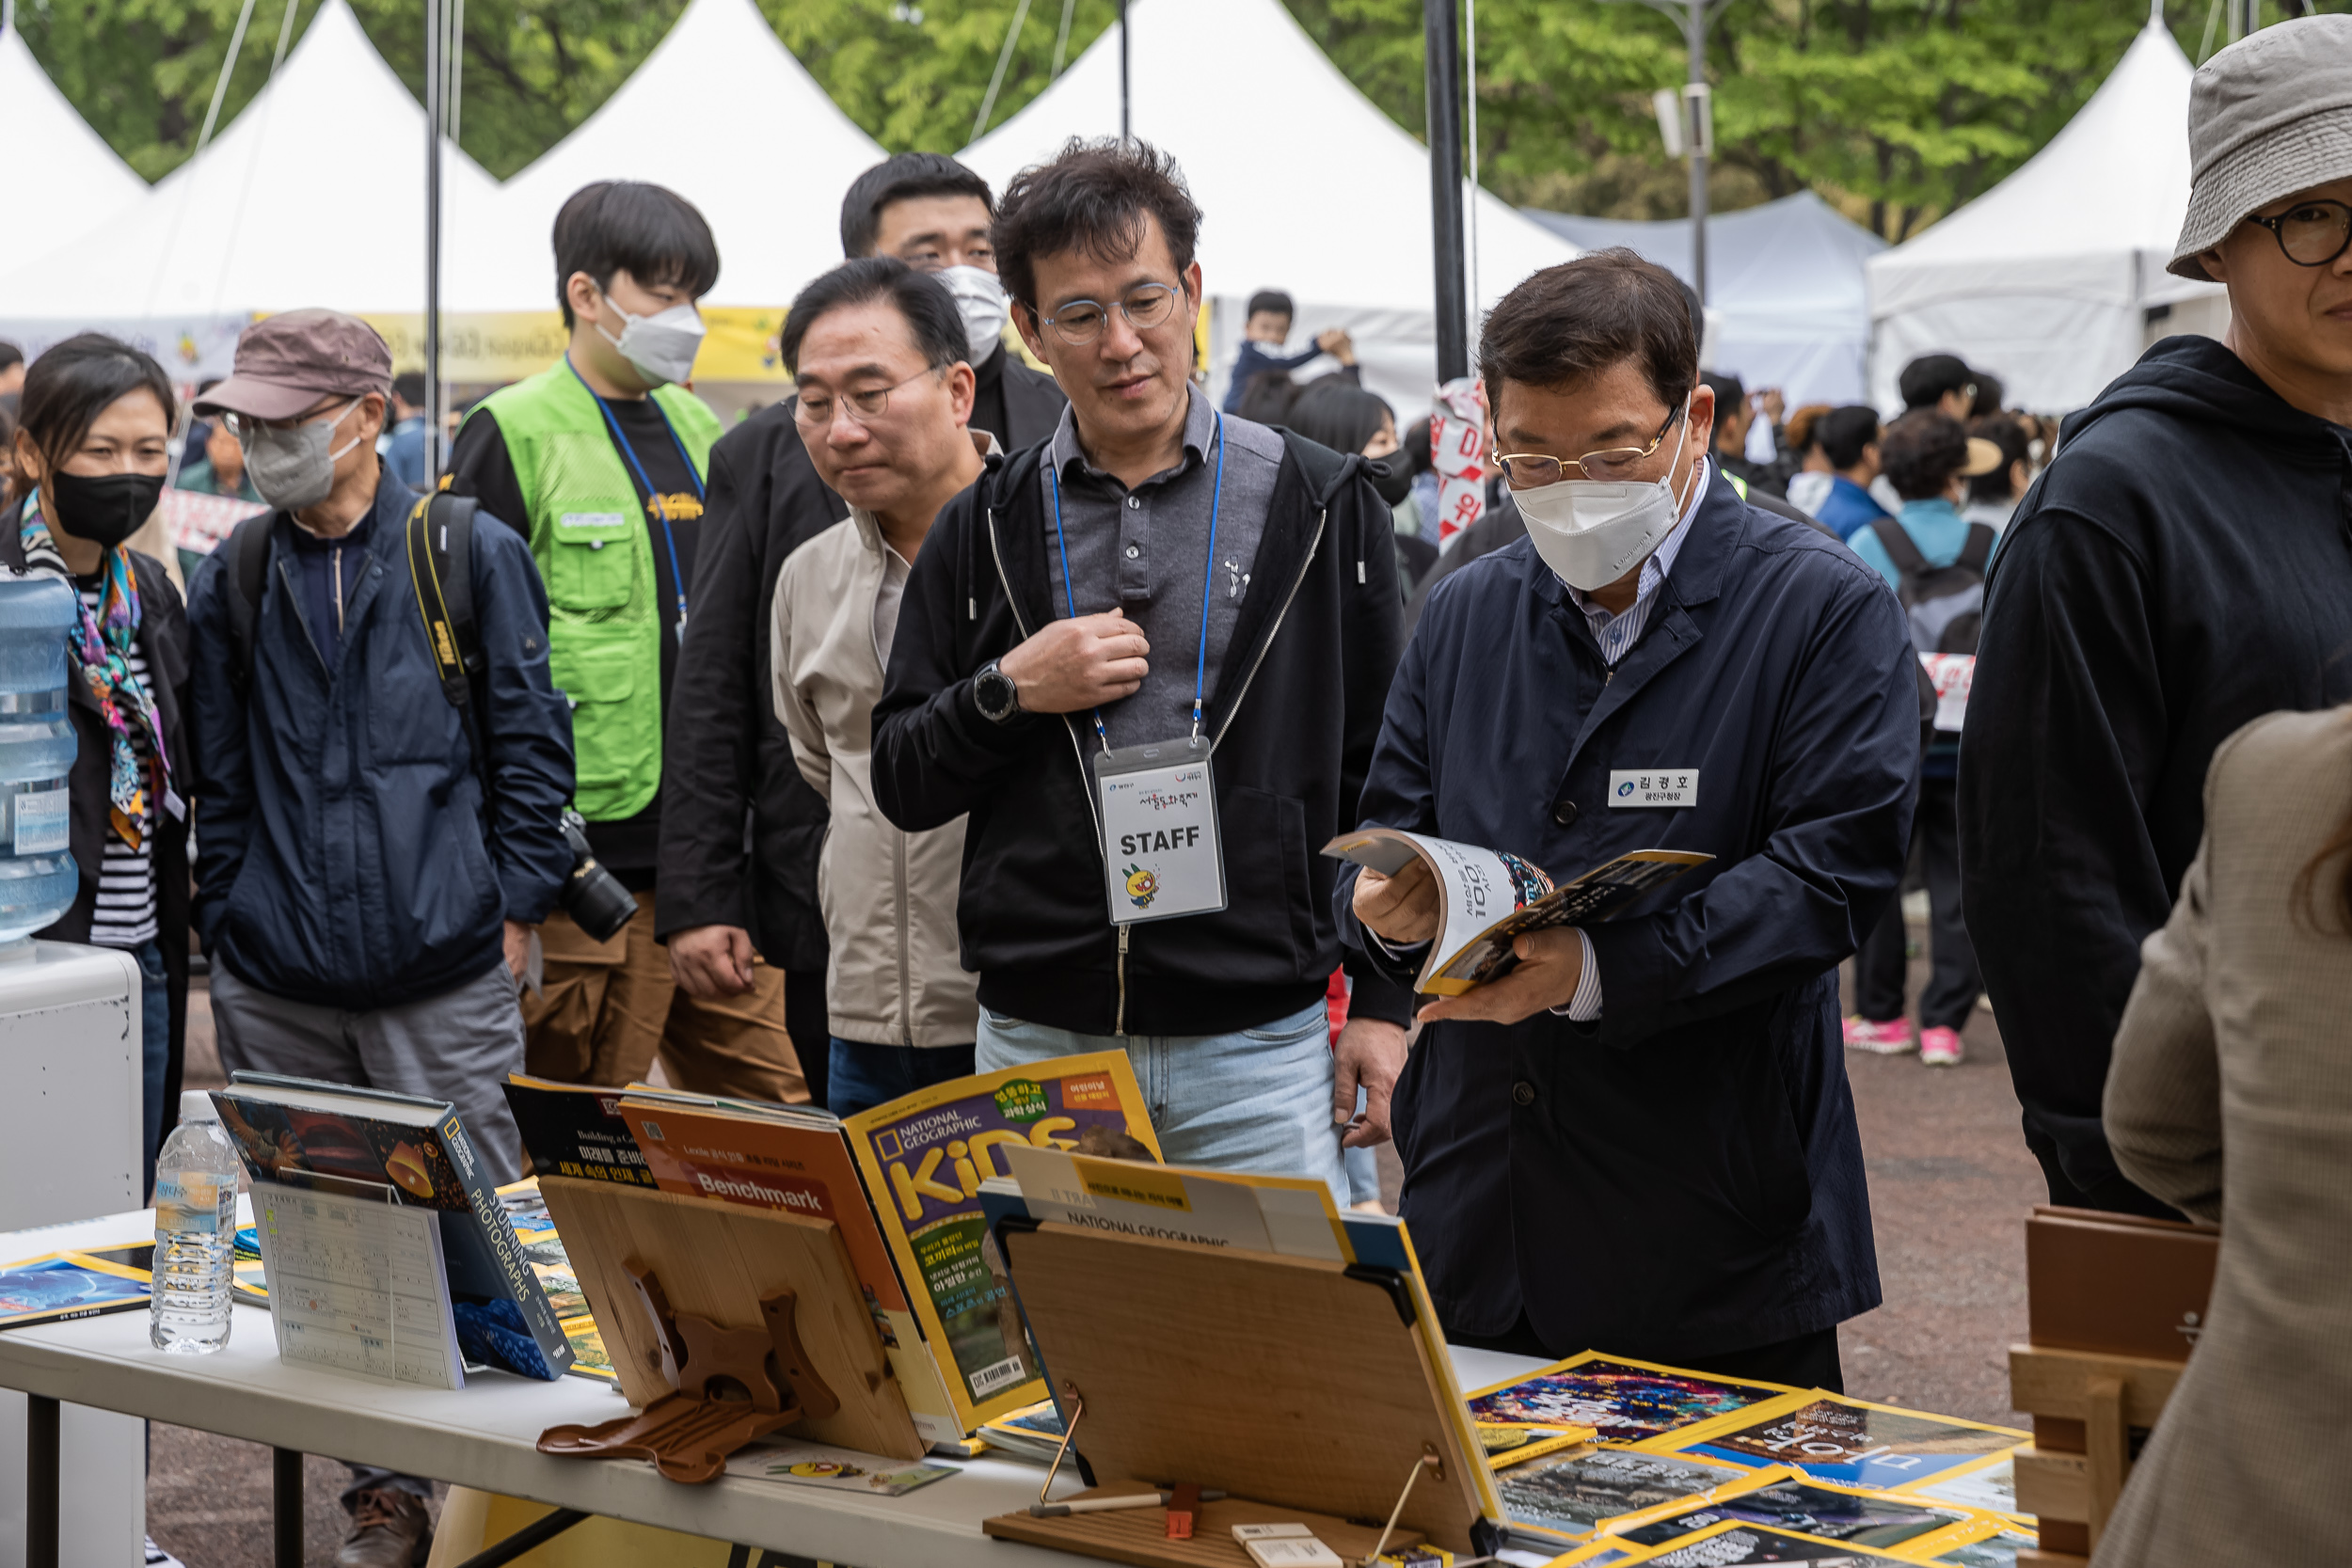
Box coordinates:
[772,258,992,1115]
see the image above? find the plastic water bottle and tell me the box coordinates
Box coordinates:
[151,1093,239,1354]
[0,572,79,952]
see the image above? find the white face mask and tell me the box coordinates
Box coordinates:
[246,399,369,513]
[596,291,706,388]
[935,265,1009,362]
[1513,400,1697,593]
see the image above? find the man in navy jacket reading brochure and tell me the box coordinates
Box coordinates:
[1342,251,1917,1390]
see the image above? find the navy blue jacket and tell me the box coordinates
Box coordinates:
[186,467,576,1010]
[1343,472,1917,1361]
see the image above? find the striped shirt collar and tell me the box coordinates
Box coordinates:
[1563,456,1710,667]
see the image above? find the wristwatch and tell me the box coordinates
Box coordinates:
[973,658,1022,723]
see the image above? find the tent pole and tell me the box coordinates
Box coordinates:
[425,0,445,487]
[1425,0,1468,382]
[1118,0,1130,143]
[1686,0,1708,306]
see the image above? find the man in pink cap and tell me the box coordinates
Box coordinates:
[187,309,575,1566]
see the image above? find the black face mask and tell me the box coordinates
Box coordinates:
[47,470,165,552]
[1366,452,1416,507]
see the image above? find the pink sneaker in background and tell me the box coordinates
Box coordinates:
[1919,1026,1965,1067]
[1843,1016,1915,1054]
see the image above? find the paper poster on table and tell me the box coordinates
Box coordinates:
[1673,1394,2026,1490]
[1605,1471,1967,1552]
[1468,1349,1803,1446]
[841,1052,1162,1434]
[1622,1519,1920,1562]
[1494,1447,1753,1544]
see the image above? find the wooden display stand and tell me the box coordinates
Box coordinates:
[979,1218,1493,1568]
[2007,1205,2213,1565]
[532,1176,927,1478]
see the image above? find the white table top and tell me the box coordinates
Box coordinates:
[0,1205,1542,1567]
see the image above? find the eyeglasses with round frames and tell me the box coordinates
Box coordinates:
[2247,198,2352,268]
[1496,404,1684,487]
[793,368,942,429]
[1037,283,1182,346]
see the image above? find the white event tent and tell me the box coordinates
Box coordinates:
[1865,15,2224,413]
[0,0,499,335]
[960,0,1576,417]
[460,0,886,311]
[0,24,147,248]
[1523,192,1886,406]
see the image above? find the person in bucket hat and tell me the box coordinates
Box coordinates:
[1959,11,2352,1227]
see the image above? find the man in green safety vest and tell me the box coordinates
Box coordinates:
[447,181,806,1103]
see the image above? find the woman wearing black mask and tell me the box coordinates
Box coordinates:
[1284,375,1434,594]
[6,334,191,1198]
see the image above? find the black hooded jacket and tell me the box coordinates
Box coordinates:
[1960,335,2352,1210]
[870,434,1413,1037]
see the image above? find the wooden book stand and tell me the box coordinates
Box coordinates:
[979,1217,1498,1567]
[538,1261,840,1483]
[532,1177,927,1483]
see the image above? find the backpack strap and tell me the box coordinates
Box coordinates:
[223,513,278,701]
[1956,522,1996,574]
[1866,515,1933,580]
[404,493,492,794]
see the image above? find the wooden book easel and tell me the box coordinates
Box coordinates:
[980,1218,1496,1567]
[532,1177,927,1481]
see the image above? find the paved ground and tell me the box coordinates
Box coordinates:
[150,931,2038,1563]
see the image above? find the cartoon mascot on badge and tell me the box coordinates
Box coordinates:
[1122,863,1159,910]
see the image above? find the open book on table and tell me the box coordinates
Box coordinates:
[1324,829,1710,995]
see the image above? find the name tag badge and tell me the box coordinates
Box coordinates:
[1609,768,1698,809]
[556,512,628,531]
[1093,736,1227,925]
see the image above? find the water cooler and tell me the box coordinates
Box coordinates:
[0,573,149,1567]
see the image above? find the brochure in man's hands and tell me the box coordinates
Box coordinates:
[1325,829,1710,995]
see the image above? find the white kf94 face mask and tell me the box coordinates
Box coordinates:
[597,291,707,388]
[1513,397,1698,593]
[936,265,1010,362]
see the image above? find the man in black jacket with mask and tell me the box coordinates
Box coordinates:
[659,153,1062,1105]
[1961,14,2352,1217]
[870,139,1411,1201]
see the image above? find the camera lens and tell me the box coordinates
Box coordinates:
[557,809,638,942]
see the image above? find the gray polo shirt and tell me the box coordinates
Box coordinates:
[1041,387,1286,749]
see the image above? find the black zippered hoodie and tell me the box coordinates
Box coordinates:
[871,433,1413,1037]
[1959,335,2352,1209]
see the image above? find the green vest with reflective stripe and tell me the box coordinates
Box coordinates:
[467,362,721,822]
[1726,471,1749,499]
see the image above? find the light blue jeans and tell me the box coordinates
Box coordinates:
[976,998,1349,1207]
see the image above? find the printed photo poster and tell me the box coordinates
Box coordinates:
[843,1051,1162,1433]
[0,1250,151,1327]
[1469,1350,1803,1445]
[1889,1452,2024,1518]
[1915,1519,2036,1566]
[1676,1395,2026,1491]
[1608,1474,1967,1552]
[1625,1520,1916,1564]
[1497,1448,1752,1544]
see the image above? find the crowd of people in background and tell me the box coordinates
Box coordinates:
[1,14,2347,1565]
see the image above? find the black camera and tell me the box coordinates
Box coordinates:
[558,809,638,942]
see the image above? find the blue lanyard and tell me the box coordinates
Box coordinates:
[1046,412,1226,749]
[566,355,701,640]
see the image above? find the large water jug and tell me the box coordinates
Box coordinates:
[0,573,79,951]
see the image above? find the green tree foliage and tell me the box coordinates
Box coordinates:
[1296,0,2260,239]
[19,0,2346,233]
